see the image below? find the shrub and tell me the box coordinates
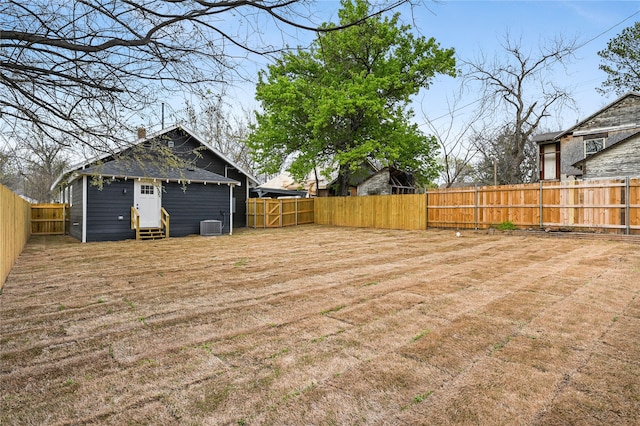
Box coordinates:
[496,220,517,231]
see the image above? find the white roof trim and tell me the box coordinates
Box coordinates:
[52,124,260,189]
[573,123,639,136]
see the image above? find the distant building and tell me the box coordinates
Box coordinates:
[537,92,640,181]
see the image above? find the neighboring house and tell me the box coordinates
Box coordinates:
[324,162,379,196]
[572,130,640,179]
[251,172,311,198]
[357,167,416,195]
[251,186,308,198]
[534,131,563,181]
[537,92,640,181]
[53,125,259,242]
[253,162,379,197]
[251,162,413,197]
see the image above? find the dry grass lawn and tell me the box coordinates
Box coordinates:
[1,225,640,425]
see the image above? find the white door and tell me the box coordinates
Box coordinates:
[134,181,161,228]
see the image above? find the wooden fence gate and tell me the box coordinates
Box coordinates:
[246,198,314,228]
[31,204,69,235]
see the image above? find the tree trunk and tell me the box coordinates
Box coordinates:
[336,164,352,196]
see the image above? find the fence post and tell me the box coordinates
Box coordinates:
[295,198,298,226]
[539,180,543,229]
[279,199,283,227]
[263,199,266,229]
[425,190,429,230]
[626,176,630,235]
[254,198,258,229]
[474,185,479,230]
[253,198,257,229]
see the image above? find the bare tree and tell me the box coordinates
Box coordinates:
[471,124,538,185]
[0,145,20,190]
[12,129,70,202]
[182,92,263,177]
[1,0,412,155]
[464,34,577,184]
[422,89,481,187]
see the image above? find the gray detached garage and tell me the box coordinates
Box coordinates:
[54,126,259,242]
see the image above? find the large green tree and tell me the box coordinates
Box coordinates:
[598,22,640,96]
[248,0,455,195]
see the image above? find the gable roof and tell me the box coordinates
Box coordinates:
[533,131,563,144]
[327,160,379,187]
[78,159,240,185]
[251,187,308,198]
[257,160,382,196]
[556,92,640,140]
[358,166,415,188]
[571,129,640,168]
[258,171,321,191]
[166,125,260,186]
[53,124,260,189]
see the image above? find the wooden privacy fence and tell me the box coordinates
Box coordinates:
[315,194,427,230]
[247,198,314,228]
[1,184,31,288]
[427,178,640,233]
[287,178,640,234]
[31,203,69,235]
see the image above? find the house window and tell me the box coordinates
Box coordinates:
[585,138,605,156]
[140,184,154,195]
[540,143,560,180]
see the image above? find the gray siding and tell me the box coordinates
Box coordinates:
[162,182,231,236]
[559,94,640,180]
[86,180,135,242]
[560,135,585,178]
[69,178,84,240]
[584,136,640,179]
[358,170,391,195]
[575,95,640,131]
[231,178,247,227]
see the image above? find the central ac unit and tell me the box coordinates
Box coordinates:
[200,220,222,236]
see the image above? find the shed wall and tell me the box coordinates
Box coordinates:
[560,135,585,178]
[357,170,391,195]
[162,182,232,236]
[86,180,135,242]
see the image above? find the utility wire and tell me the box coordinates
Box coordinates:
[574,8,640,51]
[425,8,640,123]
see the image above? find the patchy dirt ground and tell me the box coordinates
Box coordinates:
[1,225,640,425]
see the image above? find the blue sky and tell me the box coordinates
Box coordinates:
[223,0,640,136]
[409,0,640,132]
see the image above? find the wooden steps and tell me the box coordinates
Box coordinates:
[138,227,166,240]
